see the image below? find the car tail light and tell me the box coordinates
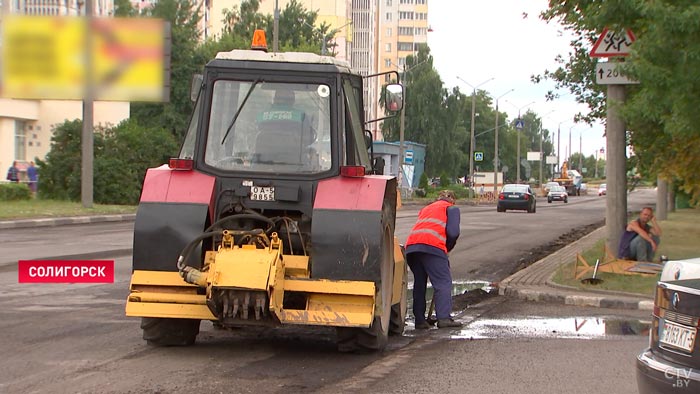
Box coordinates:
[523,194,529,200]
[169,158,193,170]
[340,165,365,177]
[498,193,505,200]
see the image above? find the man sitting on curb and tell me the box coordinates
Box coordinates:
[617,207,663,262]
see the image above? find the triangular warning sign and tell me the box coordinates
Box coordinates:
[590,28,636,58]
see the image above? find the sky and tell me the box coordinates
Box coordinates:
[427,0,607,168]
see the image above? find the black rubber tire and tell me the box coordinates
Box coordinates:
[389,250,407,336]
[337,204,394,352]
[548,199,552,203]
[141,317,200,346]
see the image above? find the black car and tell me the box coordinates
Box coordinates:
[636,278,700,393]
[496,184,536,213]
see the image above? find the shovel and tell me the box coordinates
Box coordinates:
[581,258,604,285]
[426,297,437,326]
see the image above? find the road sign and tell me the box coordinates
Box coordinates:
[515,118,524,130]
[590,28,636,58]
[404,150,413,164]
[595,62,639,85]
[474,151,483,162]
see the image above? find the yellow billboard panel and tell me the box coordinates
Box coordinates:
[1,16,168,102]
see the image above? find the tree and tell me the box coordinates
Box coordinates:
[380,46,465,178]
[95,120,178,204]
[37,120,100,200]
[539,0,700,202]
[219,0,329,54]
[113,0,136,17]
[130,0,203,139]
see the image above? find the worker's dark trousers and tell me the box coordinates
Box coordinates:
[406,251,453,322]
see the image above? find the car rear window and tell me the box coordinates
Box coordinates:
[502,184,528,192]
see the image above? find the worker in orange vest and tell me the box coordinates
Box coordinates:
[405,190,462,329]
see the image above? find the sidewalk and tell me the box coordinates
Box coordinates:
[499,226,655,311]
[0,210,654,310]
[0,213,136,229]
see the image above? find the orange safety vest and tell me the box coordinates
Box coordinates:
[405,200,451,253]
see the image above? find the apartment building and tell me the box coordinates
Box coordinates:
[0,0,130,180]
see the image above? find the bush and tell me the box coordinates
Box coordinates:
[414,188,427,197]
[439,173,451,187]
[37,119,178,205]
[419,172,429,189]
[0,183,32,201]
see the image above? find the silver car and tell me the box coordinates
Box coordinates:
[547,186,568,203]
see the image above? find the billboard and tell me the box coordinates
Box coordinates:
[1,16,170,102]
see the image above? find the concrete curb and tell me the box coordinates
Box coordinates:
[0,214,136,229]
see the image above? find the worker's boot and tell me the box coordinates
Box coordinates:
[437,318,462,328]
[415,320,430,329]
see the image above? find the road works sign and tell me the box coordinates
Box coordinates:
[590,28,636,57]
[595,62,639,85]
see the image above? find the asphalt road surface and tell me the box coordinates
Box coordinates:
[0,189,657,393]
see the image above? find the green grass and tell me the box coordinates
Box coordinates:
[0,199,136,220]
[552,208,700,296]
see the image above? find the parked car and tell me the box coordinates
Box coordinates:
[547,185,568,203]
[497,184,536,213]
[636,276,700,393]
[598,183,607,196]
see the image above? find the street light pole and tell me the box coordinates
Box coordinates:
[273,0,279,52]
[505,100,535,183]
[457,76,493,191]
[556,119,572,174]
[493,89,514,196]
[539,110,556,187]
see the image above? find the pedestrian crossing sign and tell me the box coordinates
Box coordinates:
[474,152,483,161]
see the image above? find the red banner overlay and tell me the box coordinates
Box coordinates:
[18,260,115,283]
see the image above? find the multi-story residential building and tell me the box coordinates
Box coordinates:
[0,0,130,181]
[374,0,428,140]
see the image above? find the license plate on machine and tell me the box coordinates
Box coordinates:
[251,186,275,201]
[660,320,696,352]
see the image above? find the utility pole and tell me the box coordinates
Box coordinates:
[606,85,627,254]
[579,133,583,172]
[457,77,493,193]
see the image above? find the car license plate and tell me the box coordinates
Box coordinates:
[660,320,696,352]
[251,186,275,201]
[507,194,519,199]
